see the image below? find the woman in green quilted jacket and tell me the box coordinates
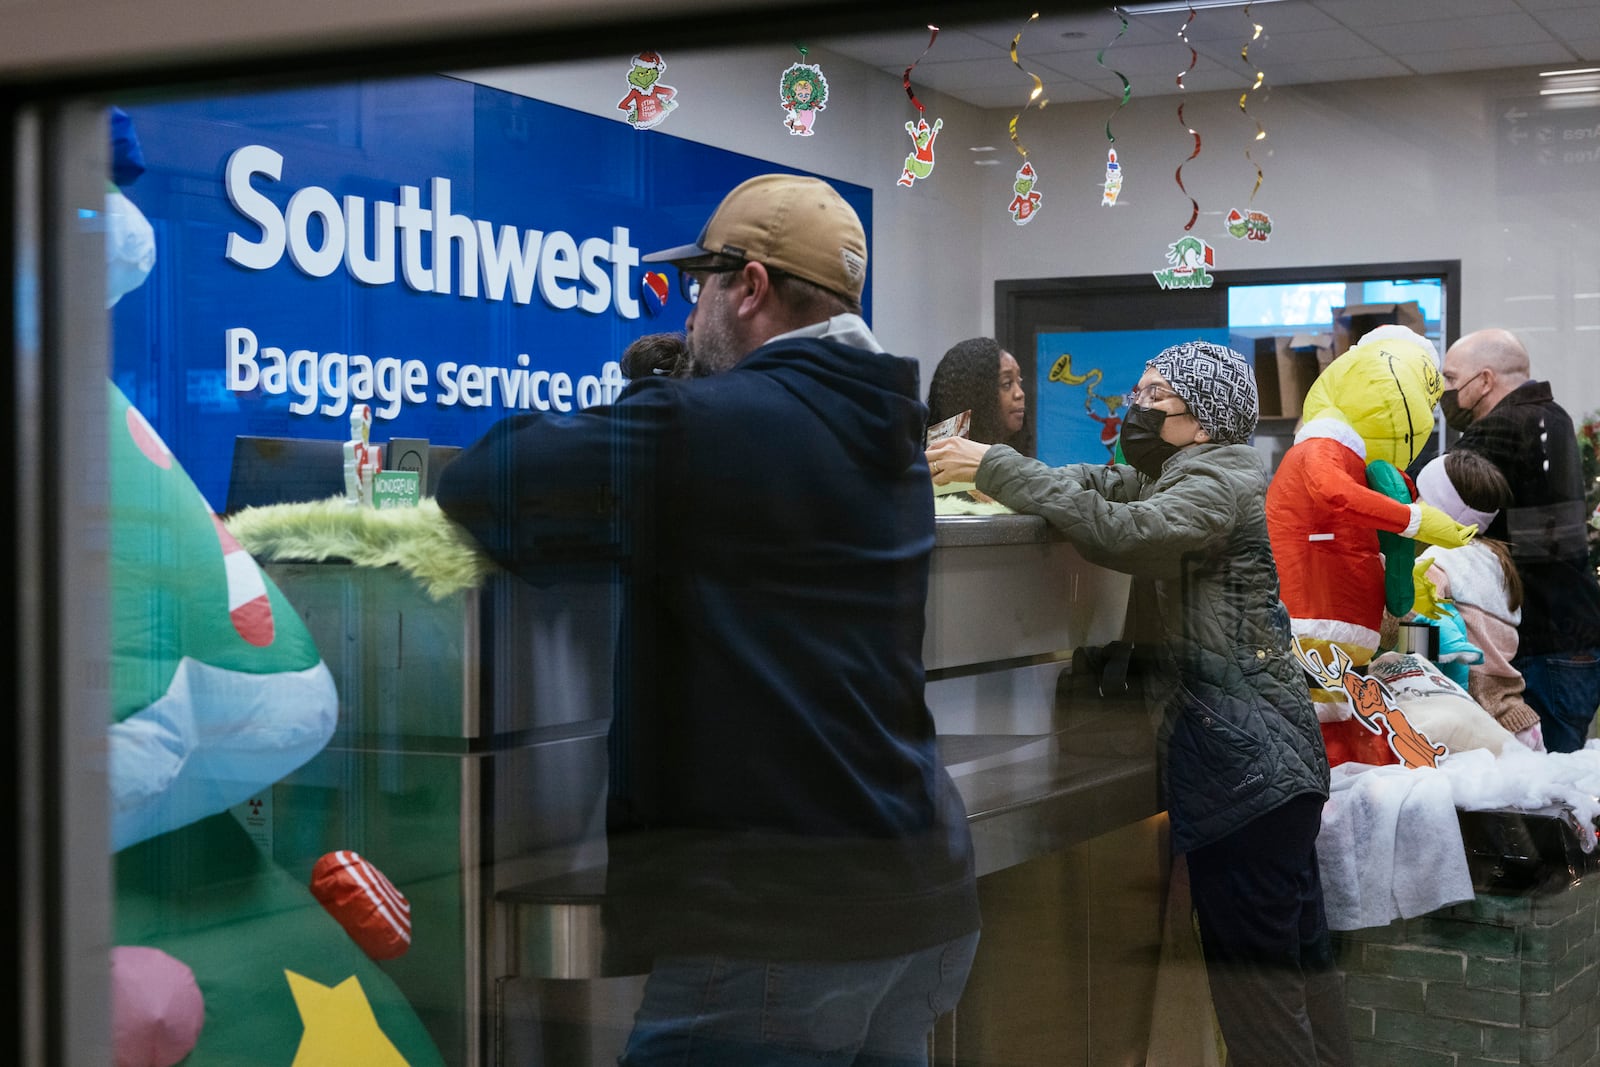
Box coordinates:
[928,340,1349,1067]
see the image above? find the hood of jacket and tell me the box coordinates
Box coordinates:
[738,324,926,475]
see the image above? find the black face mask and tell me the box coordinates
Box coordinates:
[1439,388,1475,433]
[1119,404,1180,478]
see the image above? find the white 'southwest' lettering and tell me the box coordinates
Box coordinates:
[223,145,641,319]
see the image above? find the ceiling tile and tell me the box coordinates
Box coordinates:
[959,14,1176,52]
[1387,12,1563,51]
[1128,1,1344,44]
[1514,0,1599,10]
[1268,53,1418,82]
[1529,8,1600,39]
[1312,0,1530,26]
[1400,41,1581,73]
[822,25,1012,67]
[814,0,1600,109]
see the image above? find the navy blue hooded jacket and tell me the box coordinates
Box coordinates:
[437,327,979,962]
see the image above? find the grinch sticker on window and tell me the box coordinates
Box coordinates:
[897,116,943,188]
[1008,161,1042,225]
[617,51,678,131]
[1152,235,1217,290]
[780,62,828,136]
[1225,207,1273,242]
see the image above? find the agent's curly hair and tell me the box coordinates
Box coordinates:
[926,337,1031,452]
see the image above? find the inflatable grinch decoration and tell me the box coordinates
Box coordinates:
[106,110,444,1066]
[109,378,446,1067]
[1265,326,1479,766]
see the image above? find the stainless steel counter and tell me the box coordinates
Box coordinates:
[260,511,1152,1064]
[924,514,1153,876]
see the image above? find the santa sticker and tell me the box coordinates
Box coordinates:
[780,62,828,136]
[897,116,943,188]
[617,51,678,131]
[1008,161,1042,225]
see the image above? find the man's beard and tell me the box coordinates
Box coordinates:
[685,313,743,377]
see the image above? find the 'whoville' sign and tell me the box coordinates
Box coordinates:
[113,76,872,507]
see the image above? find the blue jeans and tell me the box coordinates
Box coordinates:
[618,932,980,1067]
[1516,649,1600,753]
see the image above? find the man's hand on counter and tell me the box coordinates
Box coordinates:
[927,437,992,487]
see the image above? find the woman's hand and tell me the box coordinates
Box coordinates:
[926,437,992,486]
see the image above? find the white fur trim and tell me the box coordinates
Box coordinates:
[1290,617,1382,649]
[1401,503,1422,539]
[1295,417,1367,458]
[1357,324,1439,367]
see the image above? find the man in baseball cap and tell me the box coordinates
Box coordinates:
[440,176,978,1063]
[642,173,872,376]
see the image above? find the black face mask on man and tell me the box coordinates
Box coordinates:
[1439,381,1478,433]
[1119,404,1181,478]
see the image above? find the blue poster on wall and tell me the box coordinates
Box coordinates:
[1034,328,1241,466]
[111,75,873,510]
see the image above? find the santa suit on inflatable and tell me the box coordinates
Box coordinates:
[1265,326,1478,766]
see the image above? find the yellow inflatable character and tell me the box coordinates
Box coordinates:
[1266,325,1476,765]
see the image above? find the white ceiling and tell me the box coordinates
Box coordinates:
[818,0,1600,109]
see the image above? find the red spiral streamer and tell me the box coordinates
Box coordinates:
[1173,1,1201,231]
[1239,6,1267,202]
[902,25,940,114]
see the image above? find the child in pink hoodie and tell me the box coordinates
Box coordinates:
[1416,449,1545,750]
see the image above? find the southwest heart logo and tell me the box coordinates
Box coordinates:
[640,271,670,316]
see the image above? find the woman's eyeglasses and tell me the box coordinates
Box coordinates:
[1125,384,1185,408]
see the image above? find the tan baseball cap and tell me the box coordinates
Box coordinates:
[642,174,868,301]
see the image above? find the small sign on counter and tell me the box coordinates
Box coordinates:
[373,470,421,509]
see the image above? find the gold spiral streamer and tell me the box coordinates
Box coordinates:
[1174,1,1201,231]
[1239,6,1267,202]
[1008,11,1047,159]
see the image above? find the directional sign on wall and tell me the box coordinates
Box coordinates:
[1496,96,1600,195]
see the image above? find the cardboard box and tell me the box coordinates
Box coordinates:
[1253,337,1282,418]
[1332,301,1426,357]
[1273,334,1332,419]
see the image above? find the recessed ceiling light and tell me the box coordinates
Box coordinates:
[1539,67,1600,77]
[1540,86,1600,96]
[974,159,1002,166]
[969,145,998,152]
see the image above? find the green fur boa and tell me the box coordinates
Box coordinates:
[224,497,497,600]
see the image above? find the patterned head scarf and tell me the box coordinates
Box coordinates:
[1145,340,1258,445]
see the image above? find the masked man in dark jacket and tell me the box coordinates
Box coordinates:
[1442,327,1600,752]
[929,341,1349,1067]
[438,174,979,1066]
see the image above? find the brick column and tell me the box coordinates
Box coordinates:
[1332,878,1600,1066]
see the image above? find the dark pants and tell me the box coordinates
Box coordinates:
[1515,648,1600,753]
[619,931,980,1066]
[1186,795,1354,1067]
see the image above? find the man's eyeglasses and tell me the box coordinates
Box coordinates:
[677,261,744,305]
[1125,384,1186,408]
